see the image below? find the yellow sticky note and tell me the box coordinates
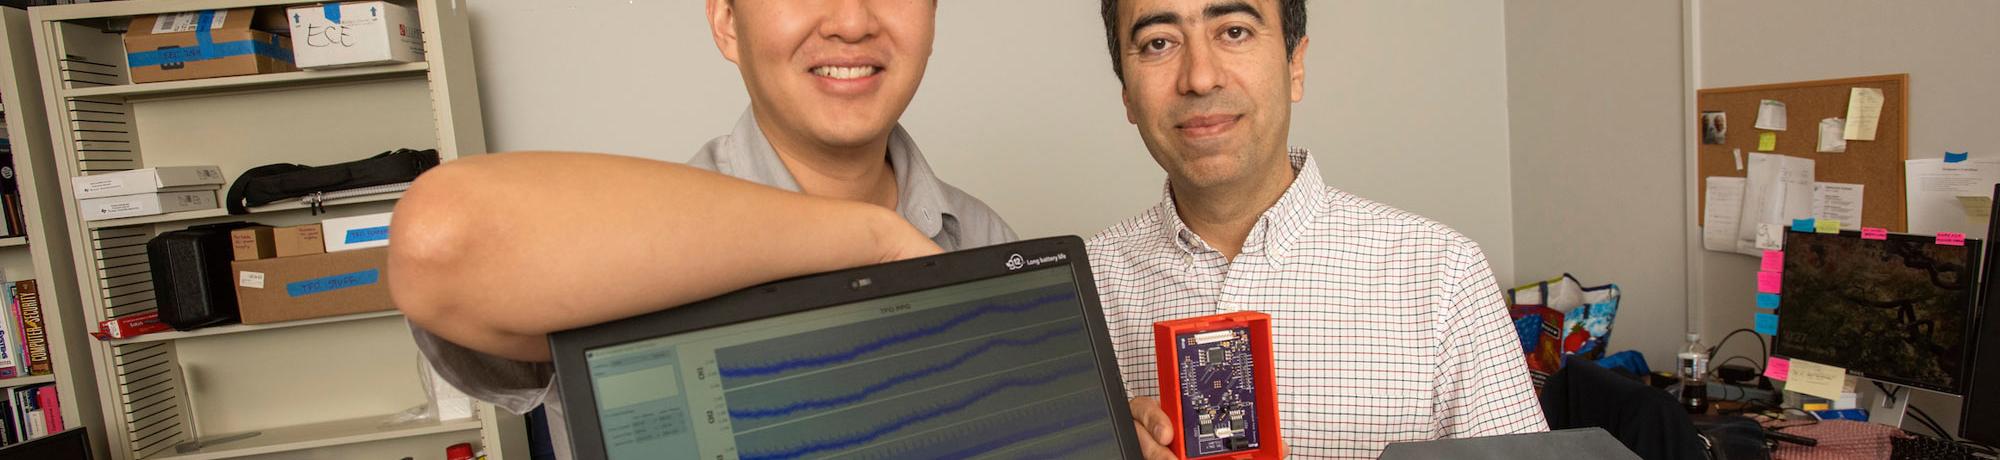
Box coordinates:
[1758,132,1778,151]
[1786,359,1847,400]
[1814,220,1841,234]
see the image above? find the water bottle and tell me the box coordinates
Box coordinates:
[1677,333,1710,414]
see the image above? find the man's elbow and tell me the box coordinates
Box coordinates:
[390,163,485,332]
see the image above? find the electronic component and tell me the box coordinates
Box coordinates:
[1154,312,1284,460]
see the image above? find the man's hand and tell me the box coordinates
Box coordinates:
[1130,397,1177,460]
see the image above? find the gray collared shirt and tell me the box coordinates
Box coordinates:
[409,109,1016,459]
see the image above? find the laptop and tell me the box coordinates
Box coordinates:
[551,236,1143,460]
[1378,428,1640,460]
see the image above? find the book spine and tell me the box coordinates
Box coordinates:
[36,385,58,433]
[0,389,15,446]
[15,281,46,376]
[0,149,19,238]
[18,387,37,438]
[0,280,14,379]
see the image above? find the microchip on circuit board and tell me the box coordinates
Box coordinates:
[1154,312,1285,460]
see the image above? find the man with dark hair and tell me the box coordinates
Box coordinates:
[1089,1,1547,458]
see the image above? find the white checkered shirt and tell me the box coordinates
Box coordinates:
[1086,148,1548,459]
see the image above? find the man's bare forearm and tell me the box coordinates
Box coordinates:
[389,152,936,362]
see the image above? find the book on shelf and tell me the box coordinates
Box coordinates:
[0,280,47,378]
[0,143,21,238]
[0,383,59,447]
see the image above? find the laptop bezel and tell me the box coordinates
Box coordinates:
[548,236,1142,460]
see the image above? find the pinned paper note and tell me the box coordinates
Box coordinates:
[1756,293,1781,309]
[1844,88,1884,141]
[1704,177,1746,252]
[1760,250,1784,272]
[1735,153,1815,255]
[1938,232,1966,246]
[1906,158,2000,235]
[1811,182,1864,231]
[1814,220,1841,234]
[1946,151,1969,163]
[1862,228,1888,240]
[1755,100,1788,131]
[1758,132,1778,151]
[1817,118,1846,153]
[1733,148,1744,170]
[1787,359,1848,400]
[1959,196,1992,226]
[1757,271,1783,293]
[1754,223,1785,251]
[1791,218,1815,232]
[1765,357,1791,381]
[1754,313,1780,335]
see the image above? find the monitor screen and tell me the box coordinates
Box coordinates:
[1774,230,1984,394]
[580,265,1124,460]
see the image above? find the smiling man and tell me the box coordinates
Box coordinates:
[1087,0,1547,458]
[391,1,1009,458]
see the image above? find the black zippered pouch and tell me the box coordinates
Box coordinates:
[226,148,439,214]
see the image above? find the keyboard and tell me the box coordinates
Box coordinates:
[1891,435,1979,460]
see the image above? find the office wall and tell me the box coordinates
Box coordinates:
[1504,0,1689,371]
[1696,0,2000,433]
[463,0,1521,284]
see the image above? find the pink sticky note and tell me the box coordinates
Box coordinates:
[1765,357,1791,381]
[1862,227,1888,240]
[1757,271,1782,293]
[1939,232,1967,246]
[1760,250,1784,272]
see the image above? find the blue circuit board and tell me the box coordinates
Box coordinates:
[1175,327,1259,457]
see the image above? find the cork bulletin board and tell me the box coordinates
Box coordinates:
[1697,74,1909,231]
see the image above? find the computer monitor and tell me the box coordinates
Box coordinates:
[549,237,1141,460]
[1772,229,1984,395]
[1961,184,2000,445]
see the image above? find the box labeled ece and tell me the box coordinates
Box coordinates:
[287,2,424,69]
[320,212,392,252]
[124,8,297,84]
[80,190,218,221]
[72,166,225,199]
[232,247,391,324]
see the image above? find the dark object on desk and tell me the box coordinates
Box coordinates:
[149,222,260,331]
[1716,363,1761,385]
[1379,428,1639,460]
[1542,357,1707,460]
[1687,415,1770,460]
[225,148,438,215]
[1962,183,2000,447]
[1890,435,1978,460]
[0,427,90,460]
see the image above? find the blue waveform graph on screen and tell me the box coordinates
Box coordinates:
[710,284,1123,460]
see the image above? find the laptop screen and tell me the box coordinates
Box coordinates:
[581,265,1125,460]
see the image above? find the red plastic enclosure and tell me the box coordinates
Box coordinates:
[1153,312,1284,460]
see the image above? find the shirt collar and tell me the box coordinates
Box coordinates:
[713,109,955,238]
[1156,147,1326,266]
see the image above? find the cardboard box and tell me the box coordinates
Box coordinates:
[232,247,391,324]
[125,8,297,84]
[287,2,424,69]
[321,211,392,252]
[79,190,217,221]
[272,224,325,257]
[72,166,225,199]
[230,225,276,261]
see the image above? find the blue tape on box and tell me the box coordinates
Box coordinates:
[285,269,379,297]
[324,3,342,23]
[344,226,389,244]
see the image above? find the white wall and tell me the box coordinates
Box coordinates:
[1504,0,1688,371]
[463,0,1520,284]
[1695,0,2000,434]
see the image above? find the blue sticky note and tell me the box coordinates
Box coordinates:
[1946,152,1969,163]
[1756,293,1780,309]
[1754,313,1780,335]
[1791,218,1815,232]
